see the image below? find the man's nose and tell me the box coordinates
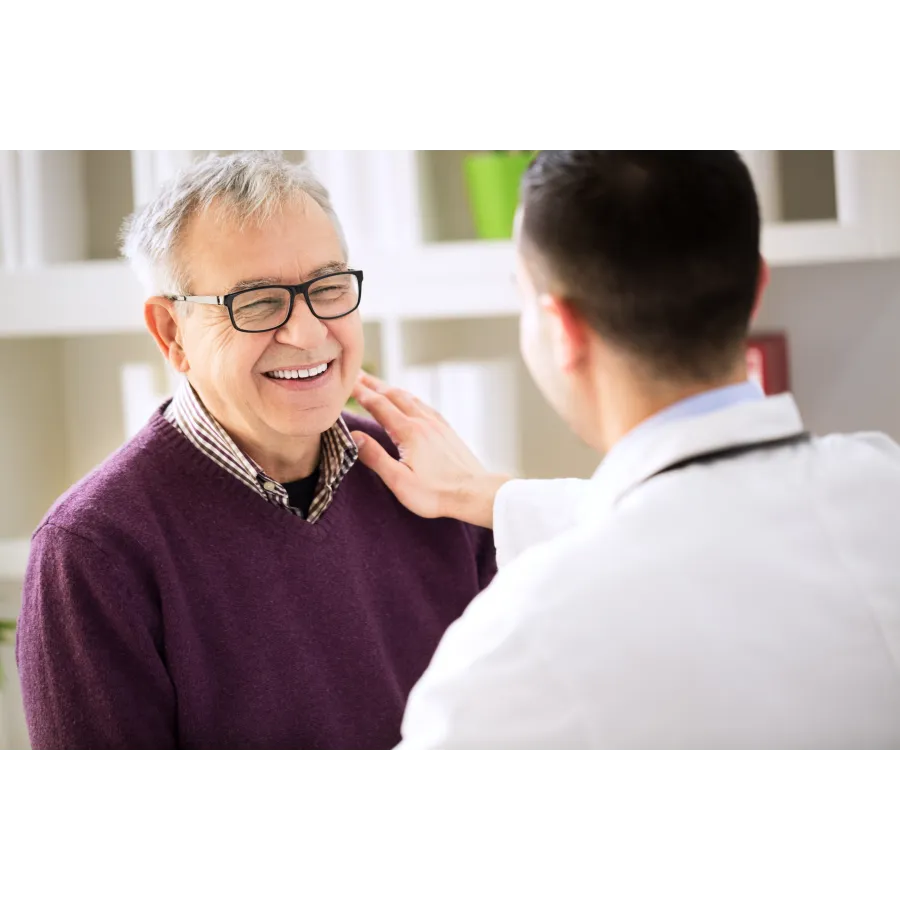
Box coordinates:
[275,297,329,348]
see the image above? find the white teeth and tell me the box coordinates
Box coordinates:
[268,362,329,379]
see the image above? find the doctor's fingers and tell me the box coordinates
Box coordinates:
[350,430,441,519]
[354,374,442,423]
[352,382,415,437]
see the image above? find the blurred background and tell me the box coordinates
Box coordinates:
[2,149,900,747]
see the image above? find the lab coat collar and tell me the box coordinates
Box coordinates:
[581,393,806,516]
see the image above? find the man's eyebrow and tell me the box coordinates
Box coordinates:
[226,262,349,294]
[307,261,351,279]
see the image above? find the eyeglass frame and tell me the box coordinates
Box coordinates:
[170,268,364,333]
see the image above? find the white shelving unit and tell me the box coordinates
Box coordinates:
[743,151,900,265]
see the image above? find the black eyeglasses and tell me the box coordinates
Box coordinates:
[172,269,364,333]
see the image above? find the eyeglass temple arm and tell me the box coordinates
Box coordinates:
[173,295,224,305]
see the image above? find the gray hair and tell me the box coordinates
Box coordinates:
[120,150,347,296]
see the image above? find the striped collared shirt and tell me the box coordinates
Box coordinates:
[163,378,358,523]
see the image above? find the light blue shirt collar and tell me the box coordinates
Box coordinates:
[642,380,764,428]
[604,380,765,468]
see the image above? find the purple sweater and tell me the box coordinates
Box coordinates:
[17,410,496,749]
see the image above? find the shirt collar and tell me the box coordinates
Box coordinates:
[167,378,357,508]
[600,381,764,476]
[580,387,804,517]
[634,380,765,431]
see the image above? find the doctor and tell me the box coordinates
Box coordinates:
[351,150,900,748]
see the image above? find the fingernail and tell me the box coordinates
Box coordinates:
[355,434,367,449]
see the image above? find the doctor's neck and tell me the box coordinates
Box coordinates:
[587,350,749,455]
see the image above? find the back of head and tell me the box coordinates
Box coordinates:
[519,151,761,381]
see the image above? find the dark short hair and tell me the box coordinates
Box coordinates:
[519,151,761,380]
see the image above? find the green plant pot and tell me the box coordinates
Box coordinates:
[464,152,533,240]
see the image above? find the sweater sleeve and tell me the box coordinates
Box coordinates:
[16,523,177,749]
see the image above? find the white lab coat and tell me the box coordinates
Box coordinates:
[399,394,900,748]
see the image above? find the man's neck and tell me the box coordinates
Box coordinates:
[212,420,319,483]
[182,380,324,483]
[240,436,321,484]
[594,362,749,455]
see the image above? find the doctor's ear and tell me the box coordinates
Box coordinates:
[540,294,590,371]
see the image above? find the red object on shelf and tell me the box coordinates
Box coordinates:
[746,332,790,395]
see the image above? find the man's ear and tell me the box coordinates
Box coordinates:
[145,297,190,373]
[540,293,590,371]
[751,257,770,323]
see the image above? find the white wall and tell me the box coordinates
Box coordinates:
[758,259,900,439]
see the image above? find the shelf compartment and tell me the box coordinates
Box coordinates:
[0,538,29,581]
[0,337,68,538]
[2,151,135,266]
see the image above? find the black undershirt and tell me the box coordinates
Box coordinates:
[282,467,321,518]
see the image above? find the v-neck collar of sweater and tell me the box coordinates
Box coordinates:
[144,409,352,543]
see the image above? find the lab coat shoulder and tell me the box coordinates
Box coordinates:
[824,430,900,459]
[398,512,655,749]
[815,430,900,487]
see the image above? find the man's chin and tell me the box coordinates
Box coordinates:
[265,405,344,439]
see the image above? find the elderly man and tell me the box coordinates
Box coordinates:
[16,151,496,750]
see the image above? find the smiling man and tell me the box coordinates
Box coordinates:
[16,151,496,749]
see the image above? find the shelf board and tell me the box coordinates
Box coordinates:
[0,245,521,336]
[762,220,880,267]
[0,260,145,337]
[0,225,892,339]
[0,539,29,581]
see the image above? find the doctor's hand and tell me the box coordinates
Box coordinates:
[349,371,511,529]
